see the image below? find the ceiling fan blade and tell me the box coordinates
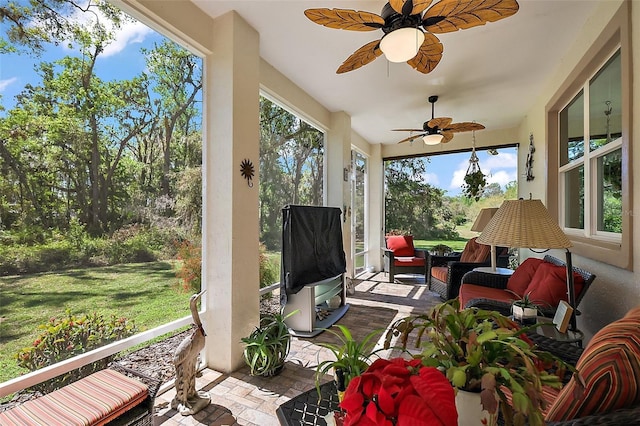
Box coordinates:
[397,133,426,144]
[407,33,443,74]
[389,0,406,15]
[304,8,385,31]
[392,128,424,132]
[423,0,519,34]
[337,39,383,74]
[445,122,486,132]
[428,117,453,129]
[410,0,435,15]
[441,131,455,143]
[389,0,434,15]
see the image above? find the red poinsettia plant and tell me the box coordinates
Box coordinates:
[339,357,457,426]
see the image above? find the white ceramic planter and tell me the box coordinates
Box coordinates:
[512,305,538,325]
[455,389,499,426]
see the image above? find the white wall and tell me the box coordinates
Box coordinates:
[517,0,639,343]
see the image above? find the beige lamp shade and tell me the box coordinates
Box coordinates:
[477,199,572,249]
[470,208,499,232]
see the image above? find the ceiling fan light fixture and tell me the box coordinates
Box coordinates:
[423,133,443,145]
[379,27,424,63]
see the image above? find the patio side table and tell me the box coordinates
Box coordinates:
[276,381,341,426]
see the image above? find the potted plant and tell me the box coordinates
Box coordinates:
[241,309,296,376]
[430,243,453,256]
[384,299,566,426]
[315,325,385,400]
[512,293,539,325]
[462,170,487,201]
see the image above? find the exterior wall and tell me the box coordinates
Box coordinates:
[517,0,639,344]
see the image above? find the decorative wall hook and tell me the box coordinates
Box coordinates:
[240,159,255,187]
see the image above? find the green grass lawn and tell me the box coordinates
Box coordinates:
[0,261,192,384]
[413,238,470,252]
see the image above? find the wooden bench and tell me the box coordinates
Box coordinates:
[0,365,160,426]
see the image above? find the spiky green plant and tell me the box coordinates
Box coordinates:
[314,325,385,397]
[241,310,296,376]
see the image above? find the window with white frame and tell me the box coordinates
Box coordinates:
[548,1,631,270]
[559,49,622,240]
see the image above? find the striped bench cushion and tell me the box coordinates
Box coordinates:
[545,305,640,421]
[0,369,149,426]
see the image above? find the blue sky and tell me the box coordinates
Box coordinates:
[1,4,162,107]
[1,4,518,196]
[424,148,518,196]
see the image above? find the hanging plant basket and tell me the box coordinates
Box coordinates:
[462,149,487,201]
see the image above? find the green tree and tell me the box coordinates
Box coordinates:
[1,0,202,238]
[140,40,202,198]
[504,181,518,199]
[258,97,323,250]
[482,182,503,198]
[384,158,456,239]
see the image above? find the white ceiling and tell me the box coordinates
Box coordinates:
[192,0,599,145]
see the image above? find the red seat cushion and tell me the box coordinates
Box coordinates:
[506,257,544,297]
[431,265,448,283]
[393,256,425,267]
[525,261,585,308]
[459,284,518,308]
[459,237,491,263]
[0,369,149,426]
[386,235,416,257]
[546,306,640,421]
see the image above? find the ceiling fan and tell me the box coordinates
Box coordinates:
[393,95,485,144]
[304,0,519,74]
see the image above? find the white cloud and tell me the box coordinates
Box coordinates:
[447,157,471,189]
[450,167,467,189]
[486,169,518,186]
[449,153,517,190]
[101,21,153,58]
[0,77,18,92]
[62,4,153,58]
[481,152,518,170]
[422,172,440,186]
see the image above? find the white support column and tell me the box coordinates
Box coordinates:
[202,11,260,373]
[326,112,352,276]
[367,143,384,272]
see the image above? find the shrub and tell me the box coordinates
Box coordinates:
[259,243,279,290]
[15,310,138,392]
[102,224,157,264]
[175,239,201,293]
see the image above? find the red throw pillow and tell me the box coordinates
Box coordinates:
[386,235,415,257]
[460,238,491,263]
[525,261,585,308]
[506,257,544,297]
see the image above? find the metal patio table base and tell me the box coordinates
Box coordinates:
[276,381,341,426]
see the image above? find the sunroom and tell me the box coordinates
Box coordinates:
[1,0,639,424]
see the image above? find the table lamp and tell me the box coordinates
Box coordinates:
[477,198,577,330]
[470,208,499,270]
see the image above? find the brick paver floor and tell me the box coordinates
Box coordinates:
[153,272,441,425]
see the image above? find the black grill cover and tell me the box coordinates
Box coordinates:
[280,205,346,298]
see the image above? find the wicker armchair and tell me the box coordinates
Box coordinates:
[460,255,596,318]
[427,237,508,300]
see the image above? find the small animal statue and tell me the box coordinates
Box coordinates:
[171,290,211,415]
